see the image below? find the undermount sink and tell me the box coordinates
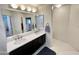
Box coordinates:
[13,33,36,45]
[14,37,26,44]
[13,30,44,45]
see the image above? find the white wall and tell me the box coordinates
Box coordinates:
[53,4,79,51]
[53,5,70,42]
[37,5,53,47]
[68,5,79,51]
[0,12,7,54]
[0,5,7,54]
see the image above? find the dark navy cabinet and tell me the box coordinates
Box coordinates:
[9,34,46,55]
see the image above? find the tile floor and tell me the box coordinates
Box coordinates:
[50,39,79,55]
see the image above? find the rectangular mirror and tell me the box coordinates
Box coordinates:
[2,9,36,37]
[35,15,44,29]
[2,15,13,37]
[2,9,45,38]
[25,17,32,32]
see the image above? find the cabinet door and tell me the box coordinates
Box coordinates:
[32,34,46,51]
[9,34,46,55]
[38,34,46,46]
[9,41,33,55]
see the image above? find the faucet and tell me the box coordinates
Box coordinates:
[17,35,23,40]
[14,35,23,41]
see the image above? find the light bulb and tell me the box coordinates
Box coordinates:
[55,4,62,8]
[32,8,37,12]
[10,4,18,9]
[27,7,32,12]
[20,5,26,10]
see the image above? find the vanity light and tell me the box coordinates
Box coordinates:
[55,4,62,8]
[27,7,32,12]
[20,5,26,10]
[32,8,37,12]
[10,4,18,9]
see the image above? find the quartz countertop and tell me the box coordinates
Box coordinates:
[7,30,45,53]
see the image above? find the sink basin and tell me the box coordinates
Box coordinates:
[14,38,26,45]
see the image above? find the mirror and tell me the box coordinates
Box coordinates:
[2,9,44,38]
[25,17,32,32]
[35,15,44,30]
[2,15,13,37]
[21,17,24,33]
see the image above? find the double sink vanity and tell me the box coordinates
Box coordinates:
[7,30,46,55]
[1,6,46,55]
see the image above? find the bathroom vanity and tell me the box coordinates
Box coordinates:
[2,7,45,55]
[7,30,46,55]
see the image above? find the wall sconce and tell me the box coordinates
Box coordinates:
[10,4,18,9]
[20,5,26,10]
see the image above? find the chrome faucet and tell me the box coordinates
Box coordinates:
[17,35,23,40]
[14,35,23,41]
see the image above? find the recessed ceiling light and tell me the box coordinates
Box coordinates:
[27,7,32,12]
[20,5,26,10]
[32,8,37,12]
[55,4,62,8]
[10,4,18,9]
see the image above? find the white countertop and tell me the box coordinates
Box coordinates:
[7,30,45,53]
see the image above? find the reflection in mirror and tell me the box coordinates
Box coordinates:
[21,17,24,33]
[2,15,13,37]
[35,15,44,30]
[2,9,36,38]
[25,17,32,32]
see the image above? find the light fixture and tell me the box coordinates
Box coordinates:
[10,4,38,13]
[20,5,26,10]
[55,4,62,8]
[10,4,18,9]
[32,8,37,12]
[52,6,54,10]
[27,7,32,12]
